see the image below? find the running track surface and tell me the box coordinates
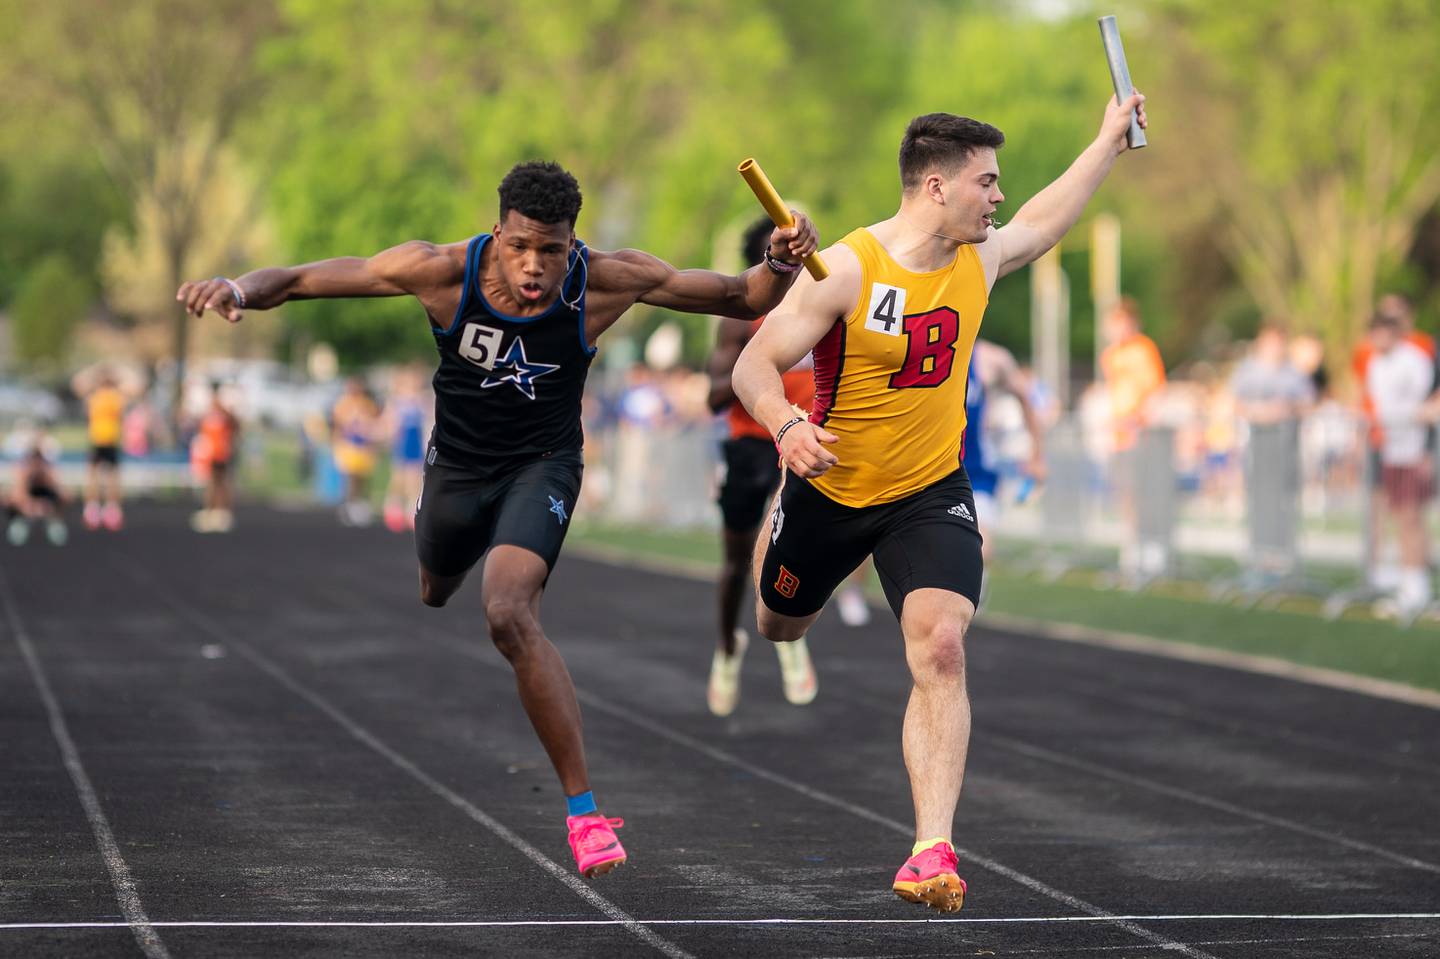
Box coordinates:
[2,504,1437,958]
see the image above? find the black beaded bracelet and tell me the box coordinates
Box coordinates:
[763,247,802,274]
[774,416,806,447]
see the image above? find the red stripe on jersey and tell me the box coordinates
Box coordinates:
[809,319,846,428]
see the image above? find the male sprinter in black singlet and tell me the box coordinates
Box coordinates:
[177,161,817,878]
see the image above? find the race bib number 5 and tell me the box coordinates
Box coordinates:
[459,323,504,369]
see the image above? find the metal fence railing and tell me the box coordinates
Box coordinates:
[577,400,1440,623]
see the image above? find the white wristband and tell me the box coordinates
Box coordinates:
[216,276,247,308]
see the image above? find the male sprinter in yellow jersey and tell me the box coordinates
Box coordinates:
[733,92,1147,911]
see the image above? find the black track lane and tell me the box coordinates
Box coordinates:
[1,504,1436,957]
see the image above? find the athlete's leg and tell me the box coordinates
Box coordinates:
[102,461,122,508]
[750,488,823,644]
[83,456,103,528]
[751,474,863,643]
[482,544,590,796]
[718,527,755,653]
[418,565,469,608]
[85,458,100,506]
[898,587,975,842]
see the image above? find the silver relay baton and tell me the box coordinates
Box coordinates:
[1098,15,1146,149]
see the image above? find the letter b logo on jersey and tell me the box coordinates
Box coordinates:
[889,307,960,389]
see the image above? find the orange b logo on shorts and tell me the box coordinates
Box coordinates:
[774,565,800,599]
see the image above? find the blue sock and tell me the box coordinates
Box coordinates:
[566,790,597,817]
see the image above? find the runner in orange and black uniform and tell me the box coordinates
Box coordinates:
[734,94,1146,912]
[705,219,819,716]
[191,383,241,532]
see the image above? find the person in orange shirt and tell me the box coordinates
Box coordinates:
[704,220,820,716]
[1098,298,1166,577]
[71,367,130,531]
[1351,292,1436,586]
[191,383,241,532]
[734,93,1146,911]
[1099,298,1165,454]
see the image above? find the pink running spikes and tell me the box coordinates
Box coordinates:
[566,815,626,878]
[892,840,966,913]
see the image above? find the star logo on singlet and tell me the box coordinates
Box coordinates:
[480,337,561,400]
[548,495,568,525]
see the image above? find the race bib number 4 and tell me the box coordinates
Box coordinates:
[864,283,906,336]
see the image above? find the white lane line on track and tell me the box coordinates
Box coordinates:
[819,930,1440,959]
[0,568,173,959]
[4,913,1438,930]
[840,680,1440,877]
[563,546,1440,873]
[566,542,1440,711]
[115,561,694,959]
[988,733,1440,875]
[351,606,1218,959]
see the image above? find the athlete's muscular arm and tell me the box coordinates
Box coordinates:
[976,92,1147,289]
[176,241,464,322]
[706,319,754,413]
[733,244,860,478]
[588,213,818,326]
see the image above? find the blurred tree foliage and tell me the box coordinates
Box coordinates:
[2,0,1437,383]
[1143,0,1440,383]
[0,0,279,422]
[11,253,90,369]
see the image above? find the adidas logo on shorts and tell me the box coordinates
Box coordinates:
[947,503,974,522]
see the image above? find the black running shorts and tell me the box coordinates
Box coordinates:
[717,436,783,532]
[415,448,583,578]
[758,467,983,619]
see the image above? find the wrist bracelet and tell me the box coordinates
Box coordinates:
[216,276,247,308]
[763,248,802,274]
[774,415,806,447]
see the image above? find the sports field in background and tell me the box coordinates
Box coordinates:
[568,522,1440,694]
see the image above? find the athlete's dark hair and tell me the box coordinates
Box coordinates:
[899,113,1005,192]
[498,161,583,227]
[741,217,774,267]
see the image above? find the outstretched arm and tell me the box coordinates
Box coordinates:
[176,240,463,322]
[591,213,819,322]
[733,243,860,478]
[978,92,1147,288]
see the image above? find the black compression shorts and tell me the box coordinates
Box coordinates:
[717,436,783,532]
[757,467,983,619]
[415,447,583,578]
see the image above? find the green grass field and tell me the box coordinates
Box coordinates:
[568,521,1440,694]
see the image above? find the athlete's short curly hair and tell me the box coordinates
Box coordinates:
[741,217,774,267]
[899,114,1005,192]
[498,161,583,227]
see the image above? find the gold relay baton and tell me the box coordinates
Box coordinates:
[737,158,829,281]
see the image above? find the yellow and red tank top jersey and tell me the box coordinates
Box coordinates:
[808,227,988,507]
